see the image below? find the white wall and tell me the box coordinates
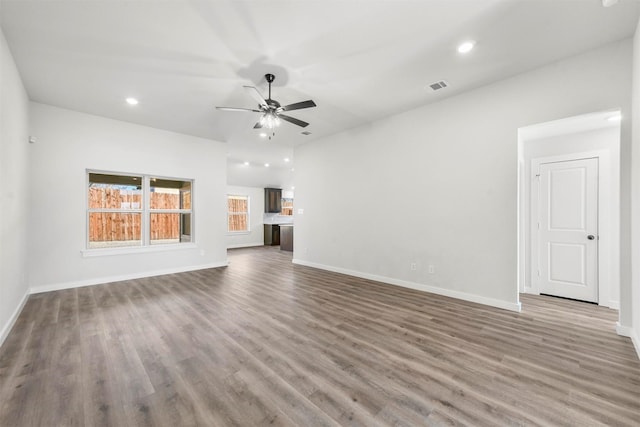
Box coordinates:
[294,39,632,313]
[28,103,228,292]
[228,159,295,190]
[0,28,30,345]
[227,185,265,248]
[520,125,620,308]
[631,18,640,357]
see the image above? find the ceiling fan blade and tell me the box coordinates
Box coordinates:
[244,86,268,108]
[216,107,262,112]
[278,114,309,128]
[280,100,316,112]
[253,121,263,129]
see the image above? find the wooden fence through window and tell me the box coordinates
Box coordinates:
[88,188,190,242]
[228,196,248,232]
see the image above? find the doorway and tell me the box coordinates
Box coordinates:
[518,110,621,309]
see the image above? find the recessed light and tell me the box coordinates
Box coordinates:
[259,132,267,138]
[126,97,139,105]
[284,158,290,162]
[244,161,250,166]
[264,163,270,167]
[608,114,622,122]
[291,186,295,190]
[457,41,475,54]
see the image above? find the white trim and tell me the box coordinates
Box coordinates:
[292,259,522,313]
[82,242,197,257]
[616,322,632,337]
[616,323,640,359]
[30,261,228,294]
[632,330,640,360]
[227,243,264,249]
[0,290,30,348]
[608,300,620,310]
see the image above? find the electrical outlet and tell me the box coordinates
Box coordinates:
[428,265,435,274]
[410,263,417,271]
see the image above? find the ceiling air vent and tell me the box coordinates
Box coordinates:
[428,80,449,92]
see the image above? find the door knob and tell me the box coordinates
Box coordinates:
[587,235,595,240]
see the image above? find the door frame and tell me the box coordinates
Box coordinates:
[525,150,616,307]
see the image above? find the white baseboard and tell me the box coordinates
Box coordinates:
[608,300,620,310]
[0,289,30,348]
[227,243,264,249]
[618,323,640,359]
[292,259,521,313]
[632,330,640,360]
[616,322,632,337]
[30,261,228,294]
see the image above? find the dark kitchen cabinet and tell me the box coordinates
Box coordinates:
[265,188,282,213]
[264,224,280,246]
[279,225,293,252]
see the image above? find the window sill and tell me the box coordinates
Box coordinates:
[227,231,250,236]
[81,243,198,258]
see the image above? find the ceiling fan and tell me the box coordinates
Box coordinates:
[216,73,316,137]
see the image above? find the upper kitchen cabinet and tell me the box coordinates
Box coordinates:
[264,188,282,213]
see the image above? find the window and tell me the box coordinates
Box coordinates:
[88,172,193,249]
[149,178,192,245]
[228,195,249,232]
[281,198,293,216]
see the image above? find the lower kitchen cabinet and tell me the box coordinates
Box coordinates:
[264,224,280,246]
[279,225,293,252]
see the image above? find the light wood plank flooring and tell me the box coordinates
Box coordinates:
[0,246,638,426]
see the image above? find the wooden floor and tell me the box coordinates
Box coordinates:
[0,247,638,426]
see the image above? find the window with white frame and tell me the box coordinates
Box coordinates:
[87,172,193,249]
[227,195,249,232]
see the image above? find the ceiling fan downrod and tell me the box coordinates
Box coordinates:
[265,73,275,100]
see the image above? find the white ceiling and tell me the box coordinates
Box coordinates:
[1,0,639,188]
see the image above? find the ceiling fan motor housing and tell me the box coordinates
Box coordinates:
[266,99,281,109]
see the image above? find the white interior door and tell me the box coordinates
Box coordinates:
[536,158,598,302]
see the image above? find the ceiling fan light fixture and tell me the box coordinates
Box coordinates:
[262,112,280,130]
